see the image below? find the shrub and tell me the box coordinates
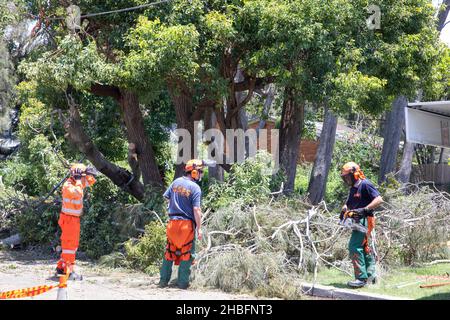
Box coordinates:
[79,202,125,259]
[124,221,167,274]
[15,204,60,246]
[204,151,275,210]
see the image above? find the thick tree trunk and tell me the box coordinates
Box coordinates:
[235,68,250,158]
[169,87,197,179]
[378,95,407,184]
[226,89,250,162]
[279,87,304,194]
[397,141,415,184]
[204,108,224,182]
[118,90,162,188]
[63,102,145,201]
[89,84,163,190]
[307,107,338,205]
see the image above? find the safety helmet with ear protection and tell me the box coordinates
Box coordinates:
[70,163,98,178]
[185,159,205,181]
[70,163,86,177]
[341,162,365,185]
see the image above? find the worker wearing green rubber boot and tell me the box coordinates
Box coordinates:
[159,159,204,289]
[340,162,383,289]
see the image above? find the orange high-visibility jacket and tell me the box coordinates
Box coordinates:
[61,176,96,217]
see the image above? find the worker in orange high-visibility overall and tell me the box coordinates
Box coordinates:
[159,159,204,289]
[56,164,96,277]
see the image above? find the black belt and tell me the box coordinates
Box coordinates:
[168,213,196,227]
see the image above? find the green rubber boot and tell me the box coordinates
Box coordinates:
[177,238,196,289]
[159,258,173,287]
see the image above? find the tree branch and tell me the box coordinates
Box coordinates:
[62,94,145,201]
[437,0,450,32]
[234,76,275,92]
[90,83,121,101]
[190,98,216,122]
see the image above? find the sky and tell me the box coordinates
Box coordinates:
[433,0,450,46]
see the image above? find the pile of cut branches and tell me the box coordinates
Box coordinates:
[192,185,450,298]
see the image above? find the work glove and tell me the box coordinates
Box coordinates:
[349,207,371,222]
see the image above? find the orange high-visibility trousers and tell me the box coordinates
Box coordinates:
[57,213,80,271]
[164,220,195,266]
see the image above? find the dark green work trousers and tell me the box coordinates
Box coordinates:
[348,218,376,280]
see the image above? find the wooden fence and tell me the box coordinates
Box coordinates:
[410,164,450,185]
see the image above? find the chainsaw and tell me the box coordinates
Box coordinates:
[339,210,368,233]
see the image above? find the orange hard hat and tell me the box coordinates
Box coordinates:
[70,163,86,172]
[184,159,204,172]
[341,162,360,176]
[341,161,365,182]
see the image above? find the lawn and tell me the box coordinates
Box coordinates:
[308,263,450,300]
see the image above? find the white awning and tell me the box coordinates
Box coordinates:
[407,101,450,117]
[405,101,450,148]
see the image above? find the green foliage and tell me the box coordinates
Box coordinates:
[328,71,388,115]
[141,91,176,173]
[204,152,274,210]
[332,131,382,181]
[78,94,129,162]
[124,221,166,274]
[294,164,312,195]
[79,201,125,259]
[0,39,15,131]
[78,177,141,258]
[0,0,23,29]
[302,107,318,140]
[14,205,59,245]
[19,35,114,92]
[0,85,68,196]
[422,46,450,100]
[124,17,200,93]
[1,135,67,196]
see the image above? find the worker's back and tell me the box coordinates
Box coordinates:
[164,176,201,221]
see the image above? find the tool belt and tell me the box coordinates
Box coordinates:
[168,212,196,226]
